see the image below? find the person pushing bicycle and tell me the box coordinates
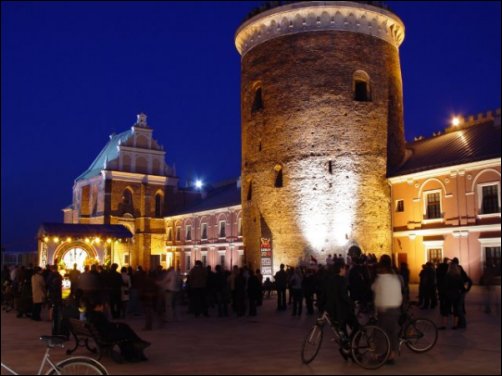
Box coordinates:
[318,262,359,349]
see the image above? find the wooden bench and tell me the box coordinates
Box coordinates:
[65,318,126,362]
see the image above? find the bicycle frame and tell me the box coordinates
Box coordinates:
[316,311,346,346]
[1,347,63,375]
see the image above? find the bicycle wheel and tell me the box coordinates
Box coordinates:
[301,324,324,364]
[404,318,438,353]
[47,357,109,375]
[351,325,390,370]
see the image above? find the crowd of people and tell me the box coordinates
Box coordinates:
[0,251,496,364]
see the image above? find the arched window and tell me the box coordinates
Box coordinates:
[121,188,134,216]
[122,189,132,206]
[252,85,264,113]
[155,193,163,218]
[274,164,283,188]
[353,70,371,102]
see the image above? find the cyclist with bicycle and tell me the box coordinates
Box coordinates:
[318,262,359,358]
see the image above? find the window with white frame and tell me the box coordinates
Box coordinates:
[479,238,501,277]
[220,254,225,266]
[201,223,208,240]
[238,218,242,237]
[478,183,500,215]
[186,225,192,241]
[423,240,444,267]
[123,254,130,265]
[427,248,442,265]
[424,191,441,219]
[167,227,173,242]
[186,253,191,272]
[176,226,181,242]
[219,221,226,238]
[484,247,501,276]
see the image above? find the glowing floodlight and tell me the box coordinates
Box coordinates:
[452,116,460,127]
[195,180,203,189]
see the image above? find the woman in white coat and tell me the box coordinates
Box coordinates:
[372,255,403,364]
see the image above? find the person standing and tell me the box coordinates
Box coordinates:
[372,255,403,364]
[435,258,450,329]
[214,265,229,317]
[274,264,287,311]
[255,268,264,307]
[188,261,208,318]
[319,262,357,351]
[303,268,316,315]
[247,268,261,316]
[68,263,80,299]
[158,266,179,322]
[450,258,472,329]
[46,265,63,334]
[399,262,410,301]
[109,263,123,319]
[120,266,131,319]
[31,266,46,321]
[290,267,304,316]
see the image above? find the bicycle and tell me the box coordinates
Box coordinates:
[1,335,109,375]
[398,302,438,353]
[301,311,391,369]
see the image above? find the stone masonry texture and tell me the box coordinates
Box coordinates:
[241,29,405,270]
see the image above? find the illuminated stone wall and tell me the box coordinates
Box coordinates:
[237,2,406,271]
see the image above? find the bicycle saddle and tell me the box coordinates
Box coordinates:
[40,335,67,348]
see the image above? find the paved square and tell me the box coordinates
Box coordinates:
[1,285,500,375]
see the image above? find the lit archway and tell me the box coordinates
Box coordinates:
[53,241,97,272]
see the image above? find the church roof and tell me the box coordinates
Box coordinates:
[167,179,241,216]
[75,130,132,182]
[391,119,501,177]
[38,223,133,238]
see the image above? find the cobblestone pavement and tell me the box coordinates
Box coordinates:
[1,285,500,375]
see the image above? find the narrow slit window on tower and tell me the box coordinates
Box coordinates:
[252,87,264,113]
[247,182,253,201]
[353,70,371,102]
[328,161,333,174]
[274,165,283,188]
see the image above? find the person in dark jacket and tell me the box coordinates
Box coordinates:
[450,258,472,329]
[85,296,150,362]
[274,264,288,311]
[188,261,208,317]
[320,263,358,340]
[46,265,63,334]
[247,268,261,316]
[436,258,450,329]
[108,263,123,319]
[214,265,229,317]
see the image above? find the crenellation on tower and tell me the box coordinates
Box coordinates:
[235,1,405,57]
[443,108,501,135]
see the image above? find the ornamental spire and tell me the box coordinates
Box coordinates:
[135,113,148,128]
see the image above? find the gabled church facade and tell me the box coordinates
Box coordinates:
[39,114,200,271]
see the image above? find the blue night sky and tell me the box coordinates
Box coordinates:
[1,1,501,253]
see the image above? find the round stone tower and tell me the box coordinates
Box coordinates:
[235,1,406,272]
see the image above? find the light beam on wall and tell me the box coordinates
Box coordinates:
[299,165,359,255]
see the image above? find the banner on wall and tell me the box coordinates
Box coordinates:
[260,237,273,277]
